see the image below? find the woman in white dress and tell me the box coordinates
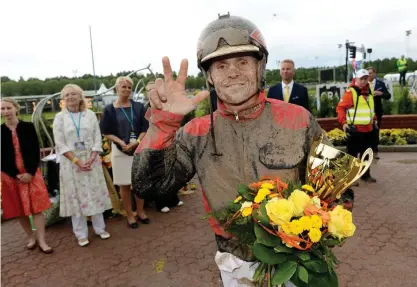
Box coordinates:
[53,84,112,247]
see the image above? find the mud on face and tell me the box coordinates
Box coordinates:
[208,55,258,105]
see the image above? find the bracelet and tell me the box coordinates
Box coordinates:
[72,157,79,164]
[137,138,141,143]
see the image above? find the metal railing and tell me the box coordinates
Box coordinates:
[32,64,156,166]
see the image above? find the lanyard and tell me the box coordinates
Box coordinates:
[120,105,134,131]
[69,110,82,139]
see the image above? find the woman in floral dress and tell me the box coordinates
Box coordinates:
[53,84,112,247]
[1,98,53,254]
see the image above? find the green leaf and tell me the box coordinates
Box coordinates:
[227,201,241,213]
[254,224,282,247]
[301,259,328,274]
[328,265,339,287]
[291,271,309,287]
[308,269,338,287]
[297,252,311,261]
[274,244,294,254]
[253,201,271,228]
[328,250,340,265]
[297,265,309,284]
[238,184,255,201]
[324,239,341,247]
[271,260,297,285]
[252,243,288,265]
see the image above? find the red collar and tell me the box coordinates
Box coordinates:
[216,90,266,122]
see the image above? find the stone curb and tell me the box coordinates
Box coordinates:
[335,145,417,152]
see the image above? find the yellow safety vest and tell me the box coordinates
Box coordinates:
[346,87,374,125]
[397,59,407,72]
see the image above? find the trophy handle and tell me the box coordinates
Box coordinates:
[351,148,374,183]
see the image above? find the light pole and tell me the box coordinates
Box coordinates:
[89,25,97,93]
[406,30,412,58]
[338,44,343,66]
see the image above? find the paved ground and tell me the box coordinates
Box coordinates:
[2,152,417,287]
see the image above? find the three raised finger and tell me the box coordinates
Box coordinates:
[149,89,162,110]
[162,56,173,83]
[176,59,188,86]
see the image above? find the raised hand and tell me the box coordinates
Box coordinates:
[147,57,209,115]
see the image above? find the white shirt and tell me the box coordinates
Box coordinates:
[371,79,376,89]
[282,80,294,97]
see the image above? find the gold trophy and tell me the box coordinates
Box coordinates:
[306,135,373,202]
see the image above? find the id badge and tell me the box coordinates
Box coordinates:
[74,141,86,151]
[129,132,137,144]
[74,141,88,160]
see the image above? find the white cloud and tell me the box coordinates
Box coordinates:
[1,0,416,80]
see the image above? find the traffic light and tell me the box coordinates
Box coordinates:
[349,46,356,59]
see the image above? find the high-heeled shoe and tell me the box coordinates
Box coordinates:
[136,216,151,224]
[127,219,139,229]
[39,245,54,254]
[27,239,37,250]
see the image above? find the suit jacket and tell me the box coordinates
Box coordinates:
[1,121,41,178]
[372,79,391,118]
[267,82,310,111]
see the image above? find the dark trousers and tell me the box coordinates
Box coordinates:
[372,116,382,153]
[154,192,180,211]
[399,70,407,86]
[347,131,373,178]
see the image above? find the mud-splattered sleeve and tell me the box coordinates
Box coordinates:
[131,108,196,200]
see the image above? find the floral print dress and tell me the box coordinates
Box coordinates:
[53,109,112,217]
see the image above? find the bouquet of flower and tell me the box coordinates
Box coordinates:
[100,137,112,169]
[210,136,373,287]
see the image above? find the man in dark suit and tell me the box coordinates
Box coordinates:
[367,67,391,159]
[267,59,310,111]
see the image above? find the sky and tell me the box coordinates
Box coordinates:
[1,0,416,81]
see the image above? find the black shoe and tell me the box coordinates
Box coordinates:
[361,176,377,183]
[137,216,151,224]
[127,220,139,229]
[374,154,380,160]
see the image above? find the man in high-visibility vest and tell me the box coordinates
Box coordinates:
[397,55,408,86]
[336,69,377,183]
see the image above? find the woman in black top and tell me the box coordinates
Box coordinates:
[100,76,149,228]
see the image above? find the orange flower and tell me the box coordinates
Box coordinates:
[304,204,319,216]
[317,210,330,225]
[303,204,330,225]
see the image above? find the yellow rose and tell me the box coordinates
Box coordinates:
[288,189,312,217]
[290,220,304,235]
[240,201,253,217]
[299,216,312,231]
[328,206,356,239]
[308,228,322,243]
[265,198,295,226]
[254,188,271,203]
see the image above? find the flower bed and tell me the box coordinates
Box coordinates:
[326,128,417,147]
